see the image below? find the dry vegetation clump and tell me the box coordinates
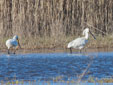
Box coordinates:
[88,77,113,83]
[1,77,113,85]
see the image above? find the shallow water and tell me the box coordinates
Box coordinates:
[0,52,113,81]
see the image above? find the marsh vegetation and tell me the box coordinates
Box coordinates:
[0,0,113,49]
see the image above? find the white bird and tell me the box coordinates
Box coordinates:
[67,28,96,53]
[6,35,21,54]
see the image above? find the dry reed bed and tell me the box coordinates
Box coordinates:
[0,0,113,50]
[0,0,113,37]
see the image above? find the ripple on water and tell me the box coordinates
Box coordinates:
[0,52,113,81]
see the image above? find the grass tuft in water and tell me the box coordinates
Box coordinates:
[1,78,113,85]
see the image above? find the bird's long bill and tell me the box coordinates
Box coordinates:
[17,39,21,48]
[89,31,96,39]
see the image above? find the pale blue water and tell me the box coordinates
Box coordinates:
[0,52,113,82]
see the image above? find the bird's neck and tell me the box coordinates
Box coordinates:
[85,33,89,40]
[12,38,17,41]
[13,38,17,41]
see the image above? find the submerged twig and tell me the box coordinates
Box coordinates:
[77,55,95,83]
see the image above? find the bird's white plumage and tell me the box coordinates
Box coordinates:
[67,37,88,49]
[67,28,92,50]
[82,28,89,36]
[6,35,18,49]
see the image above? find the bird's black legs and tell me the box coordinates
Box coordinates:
[70,48,72,53]
[79,49,82,53]
[13,48,17,54]
[83,47,86,53]
[13,50,16,54]
[7,48,16,54]
[8,49,10,54]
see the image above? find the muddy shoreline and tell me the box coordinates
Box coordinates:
[0,47,113,54]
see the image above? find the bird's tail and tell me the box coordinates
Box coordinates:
[67,43,72,48]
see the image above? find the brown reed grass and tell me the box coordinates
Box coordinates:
[0,0,113,50]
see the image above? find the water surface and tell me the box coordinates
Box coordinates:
[0,52,113,81]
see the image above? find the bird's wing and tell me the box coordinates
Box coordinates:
[11,40,18,46]
[6,39,18,46]
[68,37,88,49]
[73,37,88,48]
[67,40,75,48]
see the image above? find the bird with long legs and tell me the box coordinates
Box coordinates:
[6,35,21,54]
[67,28,96,53]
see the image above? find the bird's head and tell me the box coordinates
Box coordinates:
[83,28,96,40]
[13,35,18,40]
[13,35,21,48]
